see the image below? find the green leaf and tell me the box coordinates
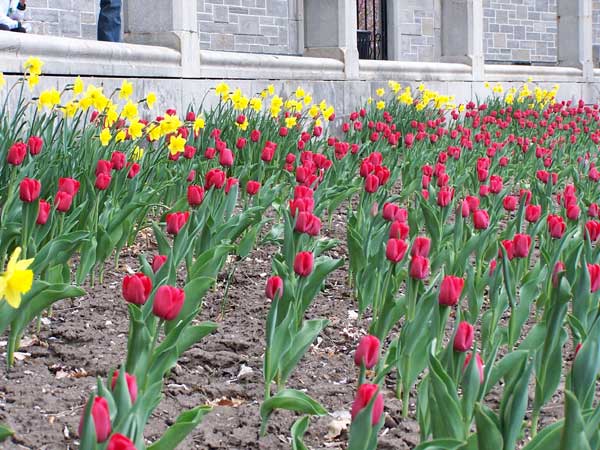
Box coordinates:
[0,424,14,442]
[279,319,328,385]
[291,416,310,450]
[474,403,503,450]
[259,389,327,436]
[428,352,465,440]
[571,316,600,408]
[148,405,212,450]
[347,386,384,450]
[414,439,467,450]
[559,391,591,450]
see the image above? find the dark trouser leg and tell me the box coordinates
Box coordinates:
[98,0,122,42]
[0,24,10,31]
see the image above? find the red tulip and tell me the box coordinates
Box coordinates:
[525,204,541,223]
[502,195,518,211]
[111,371,138,404]
[127,163,140,179]
[246,180,261,196]
[27,136,43,155]
[7,142,27,165]
[219,148,234,167]
[58,177,80,195]
[96,159,112,176]
[389,221,409,240]
[183,145,196,159]
[588,203,600,218]
[512,234,531,258]
[386,238,408,263]
[382,203,407,222]
[547,215,566,239]
[466,195,480,212]
[19,178,41,202]
[437,186,454,207]
[351,384,384,425]
[79,396,111,442]
[293,251,314,277]
[265,276,284,300]
[489,175,503,194]
[187,185,204,207]
[499,239,515,260]
[453,321,474,352]
[588,264,600,293]
[354,335,380,369]
[107,433,136,450]
[165,211,189,235]
[438,275,465,306]
[409,255,430,280]
[463,353,484,383]
[95,173,111,190]
[205,168,226,189]
[111,151,126,170]
[122,273,152,305]
[55,191,73,212]
[37,199,51,225]
[552,261,565,287]
[225,177,238,194]
[473,210,489,230]
[151,255,167,273]
[364,174,379,193]
[411,236,431,257]
[566,203,580,221]
[153,285,185,320]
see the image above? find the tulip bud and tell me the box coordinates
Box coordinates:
[525,204,541,223]
[473,210,489,230]
[265,276,284,300]
[453,321,474,352]
[205,168,226,189]
[382,203,407,222]
[96,159,112,176]
[122,273,152,305]
[463,353,484,383]
[502,195,518,211]
[351,384,384,425]
[111,151,126,170]
[37,199,51,225]
[28,136,43,155]
[107,433,137,450]
[187,185,204,207]
[552,261,565,288]
[411,236,431,257]
[587,264,600,293]
[127,163,140,179]
[7,142,27,165]
[58,177,80,196]
[386,238,408,263]
[364,174,379,193]
[547,215,566,239]
[389,221,409,240]
[293,251,314,277]
[436,186,454,207]
[55,191,73,212]
[438,275,465,306]
[95,173,112,190]
[246,180,261,196]
[409,255,430,280]
[79,396,111,443]
[512,234,531,258]
[19,178,41,202]
[153,285,185,320]
[111,371,138,404]
[354,335,380,369]
[165,211,189,235]
[151,255,167,273]
[219,148,234,167]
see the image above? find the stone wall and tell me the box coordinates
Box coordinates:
[26,0,98,39]
[197,0,300,55]
[594,0,600,46]
[394,0,441,62]
[483,0,557,64]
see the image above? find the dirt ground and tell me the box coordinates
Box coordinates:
[0,207,570,450]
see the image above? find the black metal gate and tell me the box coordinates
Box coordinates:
[356,0,388,60]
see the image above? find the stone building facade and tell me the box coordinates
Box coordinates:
[21,0,600,65]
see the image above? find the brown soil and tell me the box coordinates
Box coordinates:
[0,208,571,450]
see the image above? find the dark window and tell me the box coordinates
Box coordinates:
[356,0,388,60]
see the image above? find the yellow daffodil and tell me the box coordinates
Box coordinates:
[285,116,297,129]
[105,106,119,127]
[309,105,320,118]
[295,87,305,99]
[121,101,138,120]
[303,94,312,106]
[148,123,162,142]
[115,130,127,142]
[132,146,144,161]
[128,119,144,139]
[119,80,133,100]
[0,247,34,309]
[24,57,43,76]
[0,73,5,89]
[73,76,84,95]
[146,91,157,109]
[193,117,205,134]
[168,135,186,155]
[376,88,385,97]
[376,100,385,110]
[484,81,491,89]
[417,83,425,92]
[235,118,249,131]
[215,82,230,98]
[323,106,335,121]
[27,74,39,91]
[62,101,78,118]
[38,89,61,110]
[99,128,111,146]
[367,97,373,105]
[160,113,182,135]
[249,97,262,112]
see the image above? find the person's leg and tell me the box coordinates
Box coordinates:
[11,24,26,32]
[0,24,10,31]
[97,0,122,42]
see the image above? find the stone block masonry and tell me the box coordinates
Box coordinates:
[483,0,557,64]
[394,0,441,62]
[26,0,98,39]
[197,0,300,55]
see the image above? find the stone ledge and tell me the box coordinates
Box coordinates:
[0,32,182,78]
[359,59,472,81]
[486,64,584,82]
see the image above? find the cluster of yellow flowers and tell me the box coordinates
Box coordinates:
[0,248,34,309]
[485,79,559,106]
[367,81,456,112]
[215,82,334,127]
